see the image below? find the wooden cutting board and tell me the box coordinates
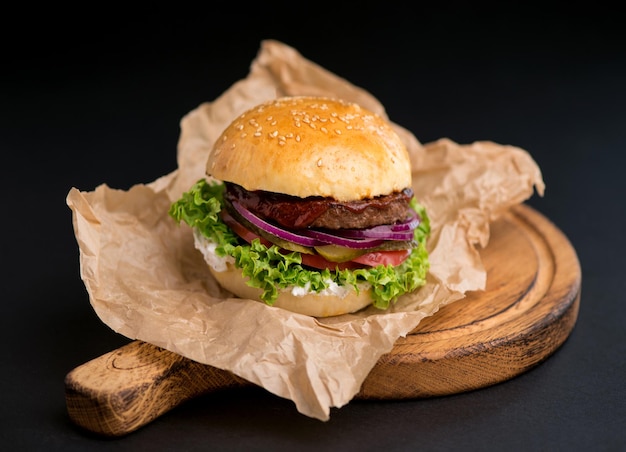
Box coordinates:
[65,204,581,436]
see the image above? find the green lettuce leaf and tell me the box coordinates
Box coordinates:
[169,179,430,310]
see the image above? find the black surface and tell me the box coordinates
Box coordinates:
[3,6,625,451]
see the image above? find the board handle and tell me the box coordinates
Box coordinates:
[64,340,250,436]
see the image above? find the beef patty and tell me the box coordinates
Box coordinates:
[223,183,413,230]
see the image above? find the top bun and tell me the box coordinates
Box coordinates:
[206,96,412,202]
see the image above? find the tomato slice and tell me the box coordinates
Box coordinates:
[301,249,410,270]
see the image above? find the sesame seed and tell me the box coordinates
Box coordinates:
[270,130,278,137]
[296,134,301,142]
[254,132,261,137]
[321,127,328,133]
[335,129,342,134]
[317,158,323,166]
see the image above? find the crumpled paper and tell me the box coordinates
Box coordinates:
[66,40,545,421]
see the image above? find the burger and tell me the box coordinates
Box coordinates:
[169,96,430,317]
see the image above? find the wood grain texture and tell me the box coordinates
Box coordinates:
[65,204,581,436]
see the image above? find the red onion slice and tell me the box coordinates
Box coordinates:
[330,211,419,240]
[230,200,417,250]
[332,226,415,241]
[231,201,325,247]
[389,210,420,231]
[303,229,386,249]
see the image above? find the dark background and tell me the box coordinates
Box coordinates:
[2,5,625,451]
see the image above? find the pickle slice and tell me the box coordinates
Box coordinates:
[314,245,368,262]
[314,239,417,263]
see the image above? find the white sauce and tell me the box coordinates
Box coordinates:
[291,279,364,299]
[193,229,233,272]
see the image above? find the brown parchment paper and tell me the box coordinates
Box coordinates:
[66,40,545,421]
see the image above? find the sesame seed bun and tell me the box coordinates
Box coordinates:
[206,96,412,202]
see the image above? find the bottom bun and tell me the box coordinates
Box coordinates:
[208,264,373,317]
